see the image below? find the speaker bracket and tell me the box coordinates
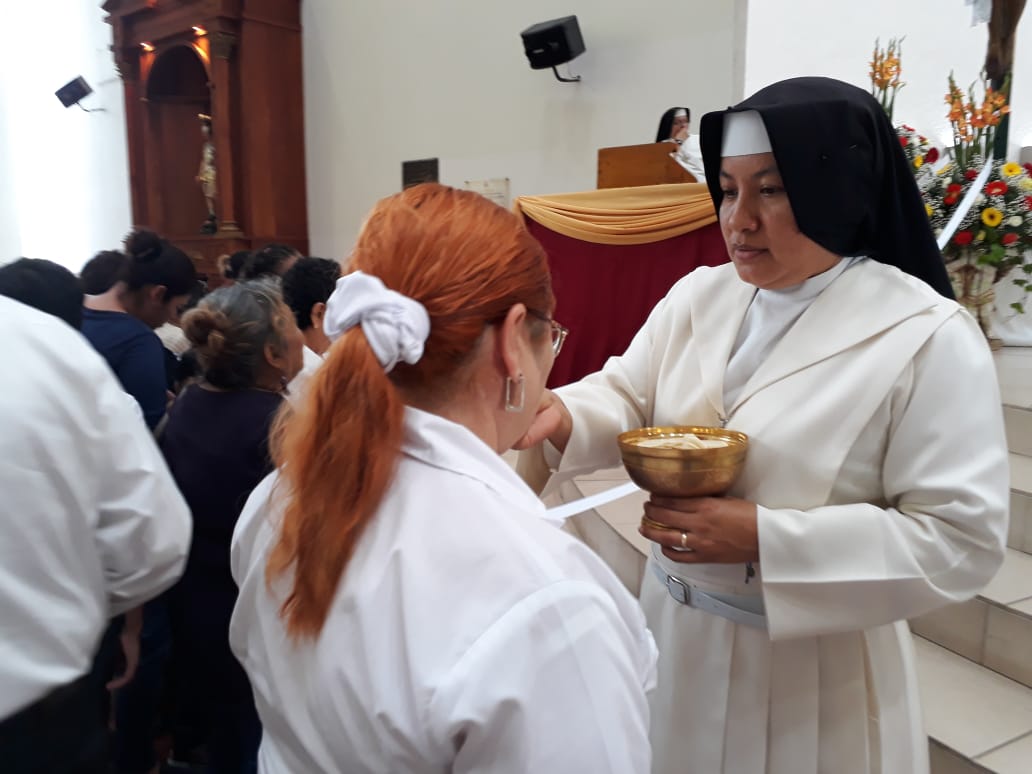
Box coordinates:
[551,66,581,83]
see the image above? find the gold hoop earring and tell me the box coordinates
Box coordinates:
[504,374,525,413]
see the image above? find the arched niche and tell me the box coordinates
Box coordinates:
[142,44,212,237]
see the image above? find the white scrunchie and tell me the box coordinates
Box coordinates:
[322,270,430,372]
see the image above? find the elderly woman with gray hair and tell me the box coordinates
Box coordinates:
[161,280,303,773]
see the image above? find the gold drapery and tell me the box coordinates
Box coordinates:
[514,183,717,246]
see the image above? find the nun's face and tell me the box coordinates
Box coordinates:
[718,153,840,290]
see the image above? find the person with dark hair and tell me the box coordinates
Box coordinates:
[0,296,190,774]
[656,106,691,143]
[157,280,206,359]
[280,257,341,395]
[80,250,129,295]
[229,185,655,772]
[241,243,301,280]
[656,106,705,182]
[519,78,1008,773]
[219,250,251,283]
[161,280,303,774]
[0,258,84,329]
[82,229,197,430]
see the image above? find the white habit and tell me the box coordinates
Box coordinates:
[543,260,1009,774]
[673,133,707,182]
[230,407,658,773]
[0,297,191,719]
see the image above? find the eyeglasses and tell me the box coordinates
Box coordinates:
[528,309,569,357]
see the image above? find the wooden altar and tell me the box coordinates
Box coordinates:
[103,0,308,283]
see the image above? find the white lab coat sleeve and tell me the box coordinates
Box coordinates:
[430,580,653,774]
[92,365,191,616]
[758,313,1009,640]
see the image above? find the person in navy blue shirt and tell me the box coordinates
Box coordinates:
[81,230,197,430]
[162,280,303,774]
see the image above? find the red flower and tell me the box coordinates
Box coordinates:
[965,169,979,181]
[986,181,1008,196]
[899,136,909,147]
[947,183,964,195]
[1026,196,1032,210]
[903,124,914,132]
[925,147,940,164]
[944,194,959,206]
[1024,163,1032,176]
[954,231,974,245]
[1002,233,1019,246]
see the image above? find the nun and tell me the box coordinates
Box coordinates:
[656,106,706,182]
[520,77,1009,773]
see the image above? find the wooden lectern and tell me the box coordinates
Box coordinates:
[597,143,697,189]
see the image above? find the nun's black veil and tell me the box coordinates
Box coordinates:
[699,77,953,298]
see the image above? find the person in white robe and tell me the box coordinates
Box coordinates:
[0,296,191,771]
[229,184,657,774]
[656,107,706,182]
[281,257,341,398]
[517,77,1009,774]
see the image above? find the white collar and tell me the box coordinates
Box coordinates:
[401,407,545,517]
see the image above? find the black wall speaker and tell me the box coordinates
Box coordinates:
[520,16,585,70]
[55,76,93,108]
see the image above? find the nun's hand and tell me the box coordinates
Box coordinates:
[512,390,572,453]
[640,496,759,565]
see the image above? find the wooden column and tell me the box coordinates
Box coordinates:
[210,29,244,237]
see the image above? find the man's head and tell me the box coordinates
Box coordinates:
[281,257,342,354]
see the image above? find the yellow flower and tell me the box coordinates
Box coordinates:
[976,231,986,243]
[925,203,934,217]
[981,207,1004,228]
[1020,178,1032,192]
[1002,162,1023,178]
[914,155,924,169]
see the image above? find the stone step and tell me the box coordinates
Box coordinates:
[996,347,1032,458]
[918,637,1032,773]
[911,548,1032,689]
[1007,453,1032,554]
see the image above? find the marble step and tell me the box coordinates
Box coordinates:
[1005,453,1032,553]
[997,347,1032,457]
[918,637,1032,774]
[911,548,1032,690]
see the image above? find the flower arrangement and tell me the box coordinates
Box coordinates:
[944,72,1010,171]
[921,73,1031,315]
[869,38,904,122]
[867,41,1031,323]
[896,124,938,180]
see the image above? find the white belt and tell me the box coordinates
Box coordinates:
[649,560,767,630]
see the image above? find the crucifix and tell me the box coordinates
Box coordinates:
[984,0,1026,156]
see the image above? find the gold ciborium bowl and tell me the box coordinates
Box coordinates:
[617,426,749,498]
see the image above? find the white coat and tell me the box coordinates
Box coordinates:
[0,297,191,718]
[549,260,1009,774]
[230,407,658,773]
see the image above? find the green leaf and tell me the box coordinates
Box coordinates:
[1011,302,1025,314]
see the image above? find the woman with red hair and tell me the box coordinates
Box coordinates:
[229,184,656,773]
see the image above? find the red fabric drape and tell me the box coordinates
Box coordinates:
[526,219,729,388]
